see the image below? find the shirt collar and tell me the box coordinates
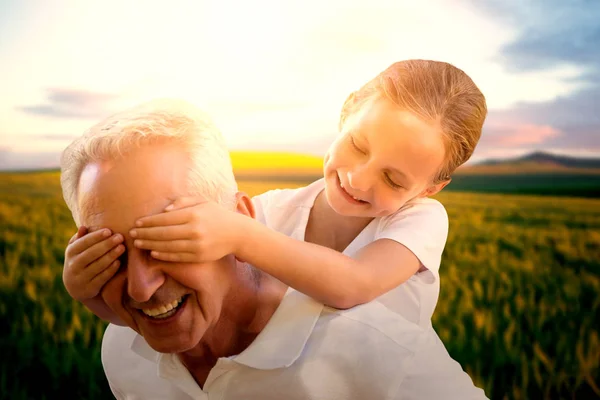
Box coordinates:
[131,332,160,363]
[130,287,324,370]
[230,288,323,369]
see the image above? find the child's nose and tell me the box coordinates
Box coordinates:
[347,167,370,192]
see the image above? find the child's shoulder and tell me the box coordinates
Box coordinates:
[380,197,448,226]
[397,197,447,216]
[374,197,450,261]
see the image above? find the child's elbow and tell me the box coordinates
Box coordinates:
[328,298,358,310]
[327,289,373,310]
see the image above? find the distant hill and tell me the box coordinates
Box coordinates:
[450,151,600,197]
[479,151,600,168]
[457,151,600,175]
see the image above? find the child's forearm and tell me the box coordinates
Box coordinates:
[82,297,127,326]
[234,217,374,309]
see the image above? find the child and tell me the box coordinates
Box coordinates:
[63,59,487,328]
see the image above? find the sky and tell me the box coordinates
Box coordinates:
[0,0,599,169]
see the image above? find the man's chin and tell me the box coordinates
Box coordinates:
[135,318,206,354]
[145,335,201,354]
[137,321,206,354]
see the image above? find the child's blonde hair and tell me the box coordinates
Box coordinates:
[340,60,487,184]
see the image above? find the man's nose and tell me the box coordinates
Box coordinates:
[347,165,371,192]
[126,253,165,303]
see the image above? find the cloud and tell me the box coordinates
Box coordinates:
[466,0,600,156]
[17,88,120,119]
[469,0,600,80]
[0,148,61,170]
[482,122,560,147]
[481,85,600,151]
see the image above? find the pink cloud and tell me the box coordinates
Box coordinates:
[482,122,561,147]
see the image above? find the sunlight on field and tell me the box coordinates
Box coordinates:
[230,151,323,171]
[237,180,307,196]
[1,172,599,399]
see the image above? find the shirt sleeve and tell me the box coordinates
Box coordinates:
[395,327,489,400]
[251,189,278,226]
[375,199,449,284]
[107,382,127,400]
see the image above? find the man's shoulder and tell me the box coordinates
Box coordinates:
[101,325,194,398]
[316,301,426,354]
[308,304,488,399]
[244,297,429,398]
[101,324,144,367]
[102,323,137,348]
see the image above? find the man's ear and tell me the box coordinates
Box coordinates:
[234,191,255,219]
[419,179,451,198]
[233,192,255,263]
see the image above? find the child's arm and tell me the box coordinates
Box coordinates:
[132,198,424,310]
[237,217,421,308]
[64,227,127,325]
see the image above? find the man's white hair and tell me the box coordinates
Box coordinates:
[60,99,237,226]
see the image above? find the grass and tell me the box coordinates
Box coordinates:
[0,172,599,399]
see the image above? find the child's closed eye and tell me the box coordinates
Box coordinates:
[384,173,403,190]
[350,136,366,154]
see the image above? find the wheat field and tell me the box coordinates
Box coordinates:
[0,171,598,399]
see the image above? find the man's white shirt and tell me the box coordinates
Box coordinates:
[102,288,487,399]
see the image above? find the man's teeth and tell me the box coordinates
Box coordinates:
[142,297,184,318]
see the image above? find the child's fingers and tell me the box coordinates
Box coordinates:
[130,224,191,241]
[67,226,89,246]
[164,196,208,211]
[89,258,122,290]
[135,209,190,228]
[81,259,121,298]
[77,226,88,239]
[82,244,125,279]
[133,239,193,253]
[150,251,196,263]
[67,228,114,256]
[76,234,124,266]
[67,232,79,245]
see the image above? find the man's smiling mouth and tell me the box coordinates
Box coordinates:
[140,295,188,319]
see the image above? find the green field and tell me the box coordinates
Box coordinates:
[1,171,599,399]
[446,173,600,198]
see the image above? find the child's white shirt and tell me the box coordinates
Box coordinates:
[252,178,449,328]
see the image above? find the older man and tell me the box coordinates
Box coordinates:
[60,100,487,399]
